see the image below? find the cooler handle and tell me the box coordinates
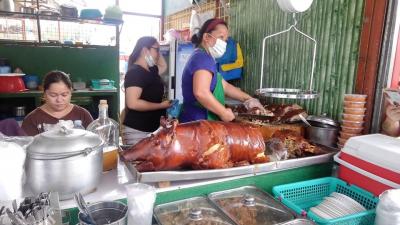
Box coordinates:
[334,152,400,189]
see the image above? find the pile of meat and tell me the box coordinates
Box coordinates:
[215,198,285,225]
[266,130,323,160]
[120,119,268,172]
[157,208,228,225]
[230,103,308,124]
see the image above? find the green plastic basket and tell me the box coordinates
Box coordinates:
[272,177,379,225]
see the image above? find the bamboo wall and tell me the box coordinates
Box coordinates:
[229,0,365,119]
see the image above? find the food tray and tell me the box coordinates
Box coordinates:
[120,145,336,183]
[280,219,316,225]
[272,177,379,225]
[255,88,319,99]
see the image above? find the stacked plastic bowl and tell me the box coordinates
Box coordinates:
[338,94,367,149]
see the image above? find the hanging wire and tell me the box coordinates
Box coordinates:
[259,13,317,92]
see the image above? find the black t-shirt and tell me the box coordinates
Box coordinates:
[123,64,166,132]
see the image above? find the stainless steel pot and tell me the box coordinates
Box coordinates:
[305,115,339,148]
[25,127,103,200]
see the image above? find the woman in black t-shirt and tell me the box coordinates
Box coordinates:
[123,36,171,145]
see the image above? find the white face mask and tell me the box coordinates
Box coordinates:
[208,35,227,59]
[144,54,156,67]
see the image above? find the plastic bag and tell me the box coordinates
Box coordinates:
[125,183,156,225]
[167,99,180,118]
[42,120,74,132]
[0,132,33,149]
[189,9,201,36]
[0,141,26,201]
[375,189,400,225]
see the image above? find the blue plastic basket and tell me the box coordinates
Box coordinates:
[272,177,379,225]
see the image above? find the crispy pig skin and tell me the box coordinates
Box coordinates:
[121,120,269,172]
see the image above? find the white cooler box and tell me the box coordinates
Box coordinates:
[334,134,400,196]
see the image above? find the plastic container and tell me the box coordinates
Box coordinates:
[339,131,359,139]
[91,79,115,90]
[343,107,366,115]
[375,189,400,225]
[341,126,363,134]
[154,196,235,225]
[0,75,27,93]
[343,101,366,108]
[334,134,400,196]
[344,94,368,102]
[23,74,39,90]
[342,113,364,122]
[272,177,379,225]
[208,186,296,225]
[341,120,364,128]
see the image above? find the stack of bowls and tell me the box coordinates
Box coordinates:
[338,94,367,149]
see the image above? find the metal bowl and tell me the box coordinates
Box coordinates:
[78,201,127,225]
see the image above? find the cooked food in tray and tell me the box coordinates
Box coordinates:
[120,119,268,172]
[266,130,324,160]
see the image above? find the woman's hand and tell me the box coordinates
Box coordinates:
[220,108,235,122]
[160,100,172,109]
[243,98,266,113]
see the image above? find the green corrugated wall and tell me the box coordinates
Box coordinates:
[229,0,365,119]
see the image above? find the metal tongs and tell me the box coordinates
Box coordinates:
[74,193,96,225]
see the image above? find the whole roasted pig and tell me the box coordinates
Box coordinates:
[120,119,268,172]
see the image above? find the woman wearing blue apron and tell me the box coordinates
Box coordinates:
[180,18,265,123]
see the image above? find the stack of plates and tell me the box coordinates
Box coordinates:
[309,192,366,219]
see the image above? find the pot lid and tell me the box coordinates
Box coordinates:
[27,127,102,154]
[307,115,338,127]
[154,197,234,225]
[208,186,295,224]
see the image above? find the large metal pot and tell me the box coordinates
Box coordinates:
[26,127,103,200]
[305,115,339,148]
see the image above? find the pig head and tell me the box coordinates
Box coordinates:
[120,118,268,172]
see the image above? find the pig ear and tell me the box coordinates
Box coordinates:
[171,119,179,130]
[167,119,179,141]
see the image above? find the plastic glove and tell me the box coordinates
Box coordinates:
[243,98,266,113]
[167,100,180,118]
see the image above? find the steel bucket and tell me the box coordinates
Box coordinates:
[78,201,128,225]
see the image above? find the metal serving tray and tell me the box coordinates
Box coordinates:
[255,88,319,99]
[121,145,336,183]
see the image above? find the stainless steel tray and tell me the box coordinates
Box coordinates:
[279,219,316,225]
[121,145,336,183]
[255,88,319,99]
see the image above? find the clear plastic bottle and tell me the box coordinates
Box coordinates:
[73,120,85,129]
[87,100,119,171]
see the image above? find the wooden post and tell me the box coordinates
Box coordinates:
[355,0,389,133]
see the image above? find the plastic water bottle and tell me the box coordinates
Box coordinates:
[73,120,85,130]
